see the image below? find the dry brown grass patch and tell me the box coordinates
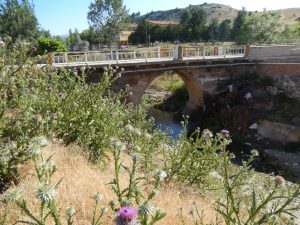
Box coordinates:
[0,143,216,224]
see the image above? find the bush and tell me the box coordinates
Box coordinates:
[37,37,67,55]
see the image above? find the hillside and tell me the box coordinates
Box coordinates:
[139,3,300,24]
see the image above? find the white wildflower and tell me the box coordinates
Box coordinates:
[133,128,142,136]
[93,193,103,202]
[209,171,223,180]
[66,206,76,217]
[155,170,167,181]
[5,188,23,202]
[139,203,156,216]
[32,136,48,147]
[35,184,57,202]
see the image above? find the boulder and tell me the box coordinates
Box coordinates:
[262,149,300,180]
[258,120,300,143]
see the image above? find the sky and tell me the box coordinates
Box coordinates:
[32,0,300,35]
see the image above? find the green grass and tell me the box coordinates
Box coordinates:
[149,73,185,92]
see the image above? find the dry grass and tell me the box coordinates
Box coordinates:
[0,143,217,225]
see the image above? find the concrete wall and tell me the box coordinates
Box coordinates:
[248,45,300,60]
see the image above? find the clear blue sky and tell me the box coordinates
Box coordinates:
[33,0,300,35]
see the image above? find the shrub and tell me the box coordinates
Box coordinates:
[37,37,67,55]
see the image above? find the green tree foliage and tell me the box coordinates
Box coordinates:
[66,28,82,46]
[207,18,219,44]
[0,0,38,42]
[180,7,207,42]
[129,11,141,23]
[87,0,129,46]
[231,8,247,43]
[37,37,67,55]
[218,19,232,42]
[128,21,180,44]
[128,20,147,44]
[80,28,103,46]
[37,29,51,38]
[237,12,286,44]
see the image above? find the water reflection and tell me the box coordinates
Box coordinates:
[147,107,183,139]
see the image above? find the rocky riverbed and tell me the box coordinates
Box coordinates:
[146,74,300,182]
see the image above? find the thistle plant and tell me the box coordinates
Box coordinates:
[178,202,222,225]
[164,121,229,190]
[214,149,300,225]
[3,137,109,225]
[91,193,107,225]
[109,139,166,225]
[3,138,66,225]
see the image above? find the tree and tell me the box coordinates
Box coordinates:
[37,28,51,38]
[238,12,286,44]
[190,7,207,42]
[179,6,207,42]
[67,28,82,46]
[80,28,103,46]
[37,37,67,55]
[87,0,129,46]
[0,0,38,42]
[179,9,192,41]
[128,20,147,44]
[207,18,219,44]
[129,12,141,23]
[231,8,247,43]
[218,19,232,42]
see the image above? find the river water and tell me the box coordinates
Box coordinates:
[147,107,183,139]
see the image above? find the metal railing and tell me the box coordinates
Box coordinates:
[52,47,175,66]
[182,46,245,59]
[51,45,246,67]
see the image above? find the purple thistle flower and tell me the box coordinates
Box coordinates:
[51,112,58,119]
[220,129,230,137]
[116,206,138,225]
[58,92,65,99]
[31,46,37,52]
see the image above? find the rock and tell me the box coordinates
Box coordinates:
[252,89,268,98]
[252,101,275,111]
[244,92,252,100]
[227,84,234,93]
[258,120,300,143]
[266,86,279,96]
[291,117,300,127]
[249,123,258,130]
[263,149,300,179]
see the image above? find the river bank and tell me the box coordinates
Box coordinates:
[145,74,300,182]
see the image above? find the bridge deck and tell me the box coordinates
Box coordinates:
[50,45,246,68]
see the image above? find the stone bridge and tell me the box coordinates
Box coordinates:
[50,44,300,109]
[109,60,255,110]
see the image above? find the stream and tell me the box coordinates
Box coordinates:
[147,107,183,139]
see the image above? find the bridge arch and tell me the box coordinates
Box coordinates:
[126,70,204,109]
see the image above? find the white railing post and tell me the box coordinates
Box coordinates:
[116,50,119,63]
[64,53,68,64]
[145,50,148,62]
[84,52,88,65]
[133,50,136,59]
[157,47,160,58]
